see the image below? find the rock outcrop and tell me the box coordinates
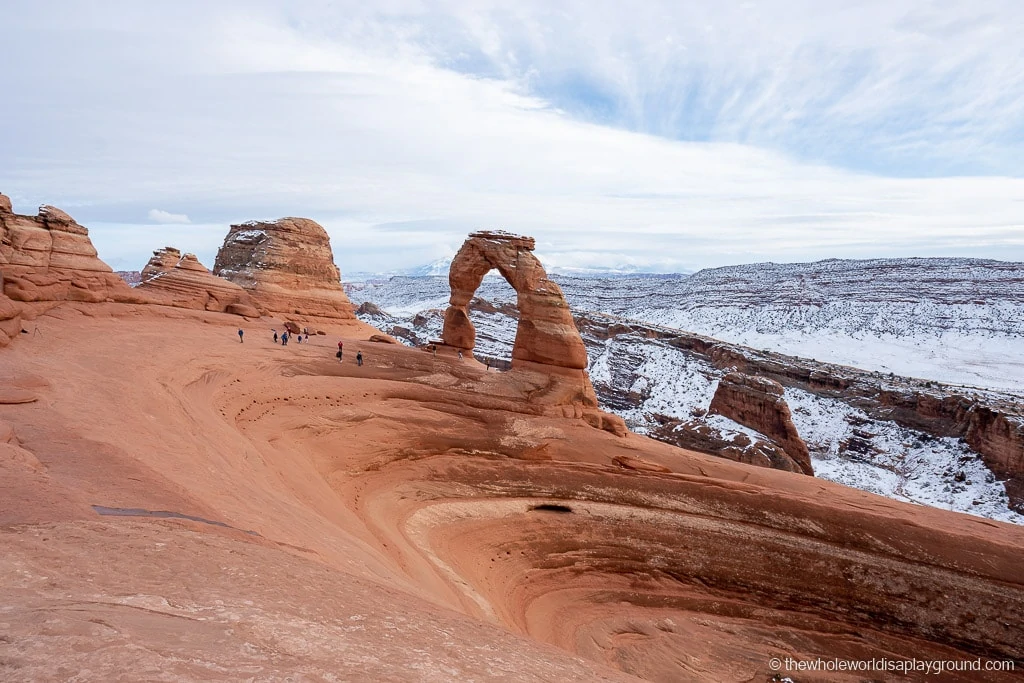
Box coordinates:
[707,372,813,475]
[0,195,143,307]
[213,218,354,319]
[0,279,23,347]
[442,231,588,370]
[438,232,624,434]
[648,412,808,474]
[137,247,259,317]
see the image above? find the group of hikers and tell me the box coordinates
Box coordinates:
[236,327,362,366]
[270,329,310,345]
[335,340,362,366]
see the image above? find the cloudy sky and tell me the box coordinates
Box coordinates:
[2,0,1023,273]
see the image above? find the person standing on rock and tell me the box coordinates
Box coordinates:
[337,341,343,362]
[238,328,244,343]
[356,350,363,367]
[458,349,463,360]
[281,332,288,346]
[273,330,279,344]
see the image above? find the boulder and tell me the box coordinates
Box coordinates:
[136,247,260,317]
[708,373,813,475]
[213,218,354,319]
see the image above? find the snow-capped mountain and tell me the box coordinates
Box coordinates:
[350,257,1024,525]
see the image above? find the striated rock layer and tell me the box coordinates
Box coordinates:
[0,283,22,347]
[440,231,624,434]
[0,194,147,345]
[137,247,259,317]
[648,412,808,474]
[0,310,1021,681]
[708,372,813,475]
[0,194,143,308]
[213,218,354,319]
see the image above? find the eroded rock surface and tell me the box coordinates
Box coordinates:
[442,231,588,370]
[0,195,143,309]
[213,218,354,319]
[1,313,1021,682]
[707,372,813,475]
[137,247,259,317]
[649,412,808,473]
[440,231,624,432]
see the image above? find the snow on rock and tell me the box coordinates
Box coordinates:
[353,261,1024,525]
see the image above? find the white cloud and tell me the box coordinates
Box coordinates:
[0,1,1021,273]
[147,209,191,224]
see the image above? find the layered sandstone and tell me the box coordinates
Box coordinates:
[0,194,144,307]
[137,247,259,317]
[708,372,813,475]
[648,412,808,473]
[1,311,1021,682]
[213,218,354,319]
[0,280,22,347]
[438,231,620,432]
[442,231,588,370]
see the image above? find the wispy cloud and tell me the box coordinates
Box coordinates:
[0,1,1022,273]
[147,209,191,224]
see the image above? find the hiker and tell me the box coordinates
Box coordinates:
[303,327,309,336]
[458,349,463,360]
[281,332,288,346]
[238,328,244,343]
[273,330,278,344]
[297,335,303,343]
[337,341,344,361]
[356,350,363,367]
[432,345,437,358]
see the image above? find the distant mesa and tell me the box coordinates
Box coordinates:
[137,247,260,317]
[213,218,354,319]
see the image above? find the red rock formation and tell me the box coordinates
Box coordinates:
[708,372,813,475]
[439,231,625,435]
[648,413,807,473]
[442,231,588,370]
[213,218,354,319]
[0,195,144,307]
[0,268,22,347]
[137,247,259,317]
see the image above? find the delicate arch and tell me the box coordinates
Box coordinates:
[441,231,588,370]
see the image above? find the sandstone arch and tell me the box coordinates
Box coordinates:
[441,231,588,370]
